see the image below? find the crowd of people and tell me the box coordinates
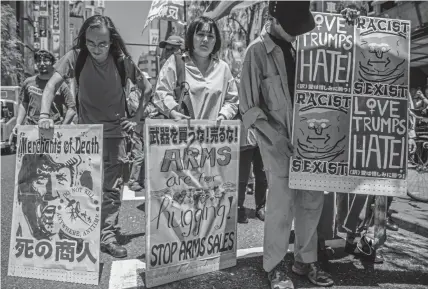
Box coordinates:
[9,1,425,289]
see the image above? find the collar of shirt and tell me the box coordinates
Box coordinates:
[260,26,297,54]
[182,51,220,77]
[182,51,219,61]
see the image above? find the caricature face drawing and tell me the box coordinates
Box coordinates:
[357,34,407,85]
[295,108,349,162]
[18,155,74,240]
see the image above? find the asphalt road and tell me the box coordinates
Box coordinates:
[1,153,428,289]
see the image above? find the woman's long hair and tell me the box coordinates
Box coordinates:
[72,15,130,58]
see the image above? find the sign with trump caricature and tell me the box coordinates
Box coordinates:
[290,13,410,196]
[8,125,103,285]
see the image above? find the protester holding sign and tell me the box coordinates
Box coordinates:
[153,16,238,121]
[38,15,152,258]
[236,76,267,224]
[239,2,334,288]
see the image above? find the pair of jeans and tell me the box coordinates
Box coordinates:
[129,134,144,186]
[238,147,267,210]
[101,138,128,244]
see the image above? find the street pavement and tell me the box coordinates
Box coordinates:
[1,153,428,289]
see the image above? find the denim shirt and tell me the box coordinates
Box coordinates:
[239,28,294,176]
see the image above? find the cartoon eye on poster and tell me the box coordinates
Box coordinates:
[289,13,410,196]
[8,125,103,285]
[295,98,350,163]
[354,18,409,89]
[144,119,240,288]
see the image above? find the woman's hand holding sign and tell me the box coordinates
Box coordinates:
[170,109,190,120]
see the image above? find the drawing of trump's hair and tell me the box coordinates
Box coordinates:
[18,154,81,190]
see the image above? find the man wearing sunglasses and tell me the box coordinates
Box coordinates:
[10,50,75,138]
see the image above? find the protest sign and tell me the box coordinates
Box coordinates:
[144,119,240,288]
[8,125,103,285]
[290,13,410,196]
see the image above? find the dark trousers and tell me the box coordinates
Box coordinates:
[129,134,144,186]
[101,138,128,244]
[238,147,267,210]
[317,192,336,247]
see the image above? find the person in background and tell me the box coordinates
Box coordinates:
[126,71,152,192]
[239,2,334,288]
[411,87,428,114]
[10,50,75,140]
[159,35,185,69]
[235,76,267,224]
[317,192,336,260]
[154,16,238,121]
[38,15,152,258]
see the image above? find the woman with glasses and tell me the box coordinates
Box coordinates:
[38,15,152,259]
[153,16,238,121]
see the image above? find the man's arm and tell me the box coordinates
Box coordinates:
[16,83,28,126]
[40,72,65,116]
[15,103,27,126]
[13,83,29,129]
[130,59,153,122]
[59,82,76,124]
[240,48,293,156]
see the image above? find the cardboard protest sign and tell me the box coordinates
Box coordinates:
[144,119,240,288]
[8,125,103,285]
[290,13,410,196]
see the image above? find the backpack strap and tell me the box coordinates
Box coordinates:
[114,55,127,88]
[173,52,191,117]
[74,49,88,86]
[74,50,130,117]
[118,55,132,118]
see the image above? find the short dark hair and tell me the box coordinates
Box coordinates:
[34,50,56,64]
[185,16,221,56]
[73,15,130,59]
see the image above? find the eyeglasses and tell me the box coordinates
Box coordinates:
[86,42,110,49]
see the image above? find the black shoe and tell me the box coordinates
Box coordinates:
[238,207,248,224]
[246,185,254,195]
[101,242,127,258]
[386,217,398,231]
[344,241,357,255]
[255,206,265,221]
[318,246,335,260]
[345,240,384,264]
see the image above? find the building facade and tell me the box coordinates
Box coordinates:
[2,0,105,80]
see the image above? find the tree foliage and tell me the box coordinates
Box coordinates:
[1,4,24,86]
